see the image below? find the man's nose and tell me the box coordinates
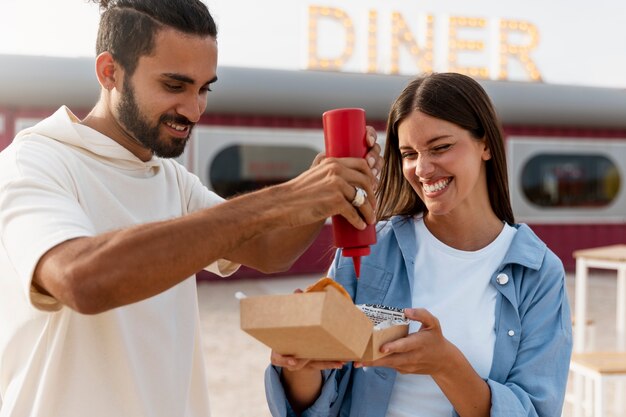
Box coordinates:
[177,93,204,123]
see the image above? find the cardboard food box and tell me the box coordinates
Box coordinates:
[240,286,409,361]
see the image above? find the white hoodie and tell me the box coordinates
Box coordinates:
[0,106,237,417]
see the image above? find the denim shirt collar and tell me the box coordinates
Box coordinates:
[499,223,547,271]
[389,216,418,295]
[389,216,417,263]
[389,216,546,272]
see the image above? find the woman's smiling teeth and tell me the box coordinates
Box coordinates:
[165,121,188,131]
[423,177,451,193]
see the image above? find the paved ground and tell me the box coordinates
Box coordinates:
[198,274,316,417]
[198,271,620,417]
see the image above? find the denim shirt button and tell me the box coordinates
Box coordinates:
[496,273,509,285]
[508,329,515,337]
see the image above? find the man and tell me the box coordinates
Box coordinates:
[0,1,381,416]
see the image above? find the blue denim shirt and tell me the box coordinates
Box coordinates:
[266,217,573,417]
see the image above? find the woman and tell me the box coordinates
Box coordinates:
[266,73,572,417]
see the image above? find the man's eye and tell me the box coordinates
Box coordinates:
[165,84,183,91]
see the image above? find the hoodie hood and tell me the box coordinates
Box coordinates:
[15,106,161,169]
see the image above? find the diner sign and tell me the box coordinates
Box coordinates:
[306,5,541,82]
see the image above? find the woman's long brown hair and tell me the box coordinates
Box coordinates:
[376,72,515,224]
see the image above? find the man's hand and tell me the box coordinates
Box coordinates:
[365,126,383,180]
[311,126,383,180]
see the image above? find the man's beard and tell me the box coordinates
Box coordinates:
[117,78,193,158]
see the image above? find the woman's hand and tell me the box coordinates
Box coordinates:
[271,349,345,414]
[355,308,491,417]
[355,308,454,376]
[270,351,345,372]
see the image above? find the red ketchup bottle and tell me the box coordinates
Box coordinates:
[322,108,377,278]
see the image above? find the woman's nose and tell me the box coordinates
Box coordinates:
[414,154,435,178]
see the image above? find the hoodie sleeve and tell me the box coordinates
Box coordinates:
[0,138,95,311]
[170,161,240,277]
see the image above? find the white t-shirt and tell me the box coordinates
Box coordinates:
[385,216,516,417]
[0,107,239,417]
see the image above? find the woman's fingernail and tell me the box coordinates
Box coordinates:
[368,156,375,167]
[372,168,378,177]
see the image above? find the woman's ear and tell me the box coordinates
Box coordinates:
[95,51,118,91]
[481,142,492,161]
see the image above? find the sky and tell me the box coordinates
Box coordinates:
[1,0,625,89]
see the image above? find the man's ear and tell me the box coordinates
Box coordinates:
[95,52,120,91]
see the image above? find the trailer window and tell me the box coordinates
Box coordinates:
[209,144,318,198]
[521,154,620,208]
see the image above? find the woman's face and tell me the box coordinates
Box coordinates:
[398,110,491,219]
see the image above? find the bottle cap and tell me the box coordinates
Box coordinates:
[342,246,371,278]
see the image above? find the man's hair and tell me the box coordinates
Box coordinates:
[93,0,217,76]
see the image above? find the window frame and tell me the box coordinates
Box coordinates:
[508,136,626,224]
